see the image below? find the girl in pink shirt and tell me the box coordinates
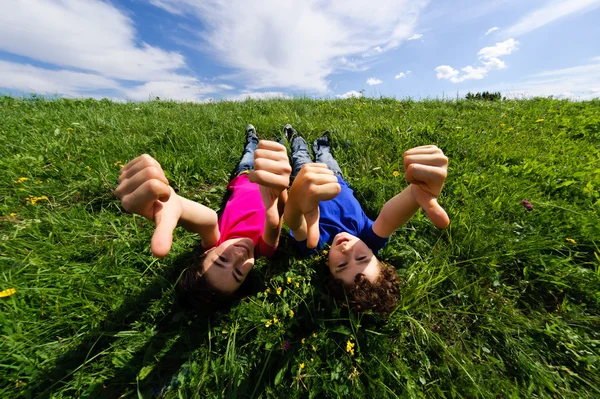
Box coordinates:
[115,125,291,309]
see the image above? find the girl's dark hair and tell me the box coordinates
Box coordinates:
[327,261,400,316]
[177,253,239,313]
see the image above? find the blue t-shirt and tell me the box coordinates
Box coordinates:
[292,176,389,256]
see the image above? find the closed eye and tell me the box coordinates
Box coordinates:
[219,256,228,263]
[356,256,366,261]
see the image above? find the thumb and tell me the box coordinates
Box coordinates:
[304,208,321,249]
[151,202,178,258]
[419,196,450,229]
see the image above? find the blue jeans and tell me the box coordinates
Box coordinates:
[291,137,342,181]
[234,136,259,175]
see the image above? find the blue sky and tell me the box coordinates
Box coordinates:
[1,0,599,101]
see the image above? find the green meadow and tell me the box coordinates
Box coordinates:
[1,96,599,398]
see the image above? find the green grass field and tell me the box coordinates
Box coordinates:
[1,95,599,398]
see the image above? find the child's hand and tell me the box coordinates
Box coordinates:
[403,145,450,228]
[289,163,341,248]
[115,154,183,257]
[250,141,291,227]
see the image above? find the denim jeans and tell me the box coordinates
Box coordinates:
[291,137,342,181]
[234,136,259,175]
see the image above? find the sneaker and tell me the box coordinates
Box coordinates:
[283,124,297,142]
[246,124,258,142]
[313,131,331,153]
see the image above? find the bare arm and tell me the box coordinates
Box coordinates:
[177,196,220,250]
[372,185,421,238]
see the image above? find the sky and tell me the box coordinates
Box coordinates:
[1,0,599,102]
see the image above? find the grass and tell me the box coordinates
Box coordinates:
[1,95,599,398]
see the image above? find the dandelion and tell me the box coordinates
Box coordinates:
[27,195,49,205]
[287,277,292,285]
[288,310,294,318]
[265,320,272,327]
[264,288,272,294]
[299,363,305,370]
[566,238,577,244]
[536,118,544,123]
[301,338,306,345]
[9,213,16,217]
[282,341,291,351]
[273,317,279,324]
[392,171,400,177]
[500,123,505,127]
[16,177,29,183]
[346,339,355,356]
[521,199,534,211]
[0,288,16,298]
[276,287,282,295]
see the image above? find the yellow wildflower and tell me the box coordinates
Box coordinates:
[312,345,317,352]
[500,123,505,127]
[310,358,314,362]
[98,125,103,129]
[265,320,272,327]
[67,127,73,131]
[287,277,292,285]
[565,238,577,244]
[17,177,29,183]
[86,166,91,171]
[114,161,123,167]
[312,333,317,338]
[9,213,16,217]
[536,118,544,123]
[0,288,16,298]
[508,127,514,131]
[288,310,294,318]
[323,249,328,255]
[273,318,279,324]
[392,170,400,177]
[295,282,300,288]
[27,195,49,205]
[264,288,272,294]
[299,363,305,370]
[301,338,306,345]
[346,339,355,356]
[276,287,282,295]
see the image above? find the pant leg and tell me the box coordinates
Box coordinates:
[314,143,343,177]
[234,136,259,175]
[291,137,313,181]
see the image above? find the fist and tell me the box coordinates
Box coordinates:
[249,140,292,195]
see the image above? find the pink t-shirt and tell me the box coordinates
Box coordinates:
[215,174,275,258]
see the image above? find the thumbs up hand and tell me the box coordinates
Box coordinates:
[403,145,450,228]
[115,154,183,258]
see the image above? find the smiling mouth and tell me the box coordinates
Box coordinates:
[234,242,251,257]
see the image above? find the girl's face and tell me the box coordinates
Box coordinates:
[328,232,380,285]
[202,237,255,293]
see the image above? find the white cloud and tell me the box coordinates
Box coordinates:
[407,33,423,40]
[435,66,459,80]
[225,91,291,101]
[0,60,120,97]
[395,70,411,79]
[485,26,499,36]
[337,90,363,99]
[592,56,600,62]
[504,0,600,37]
[366,77,383,85]
[436,39,518,83]
[477,38,518,59]
[0,1,189,82]
[149,0,430,92]
[125,81,227,102]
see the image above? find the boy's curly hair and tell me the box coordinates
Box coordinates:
[177,253,240,313]
[327,261,400,316]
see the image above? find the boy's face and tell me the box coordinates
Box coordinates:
[202,238,255,294]
[328,232,380,285]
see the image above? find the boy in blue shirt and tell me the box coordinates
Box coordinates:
[254,124,450,315]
